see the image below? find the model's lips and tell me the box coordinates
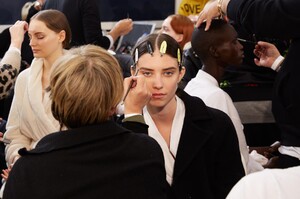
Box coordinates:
[31,49,40,53]
[151,93,166,99]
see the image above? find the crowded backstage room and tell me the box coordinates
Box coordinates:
[0,0,299,198]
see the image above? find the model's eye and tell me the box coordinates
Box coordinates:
[164,71,174,76]
[142,71,152,77]
[36,35,45,39]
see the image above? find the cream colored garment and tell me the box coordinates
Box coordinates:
[143,96,185,184]
[227,166,300,199]
[4,58,60,165]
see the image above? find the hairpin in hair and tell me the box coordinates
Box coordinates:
[159,41,167,56]
[134,48,139,65]
[177,48,181,64]
[146,41,153,56]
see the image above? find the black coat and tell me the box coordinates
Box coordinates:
[168,91,245,199]
[3,121,168,199]
[227,0,300,146]
[44,0,110,48]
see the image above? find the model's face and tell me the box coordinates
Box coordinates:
[161,17,181,42]
[216,25,244,66]
[136,50,185,110]
[28,19,64,59]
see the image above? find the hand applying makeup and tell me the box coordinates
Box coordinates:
[123,72,151,115]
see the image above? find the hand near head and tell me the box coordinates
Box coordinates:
[254,41,281,68]
[196,0,220,30]
[196,0,230,30]
[9,20,28,50]
[108,19,133,42]
[123,75,151,115]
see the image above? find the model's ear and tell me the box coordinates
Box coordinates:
[58,30,66,43]
[178,66,186,82]
[209,46,219,57]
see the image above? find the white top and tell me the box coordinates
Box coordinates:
[226,166,300,199]
[143,96,185,184]
[5,58,60,165]
[185,70,263,174]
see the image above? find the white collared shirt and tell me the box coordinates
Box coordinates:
[143,96,185,184]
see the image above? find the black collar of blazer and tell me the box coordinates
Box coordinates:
[19,121,129,155]
[173,89,215,181]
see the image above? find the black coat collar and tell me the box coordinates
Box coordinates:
[19,121,128,156]
[173,90,214,181]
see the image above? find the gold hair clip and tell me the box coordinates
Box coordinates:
[177,48,181,64]
[159,41,167,56]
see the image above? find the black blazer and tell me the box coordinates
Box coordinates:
[3,121,168,199]
[228,0,300,146]
[44,0,110,48]
[168,91,245,199]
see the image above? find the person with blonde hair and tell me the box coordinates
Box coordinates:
[3,44,168,199]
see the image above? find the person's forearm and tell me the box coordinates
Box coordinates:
[0,47,21,71]
[221,0,230,15]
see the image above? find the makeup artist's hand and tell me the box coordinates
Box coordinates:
[254,41,281,67]
[123,75,151,115]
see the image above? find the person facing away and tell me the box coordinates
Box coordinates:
[184,19,264,174]
[43,0,133,49]
[3,44,168,199]
[125,33,245,199]
[4,9,72,167]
